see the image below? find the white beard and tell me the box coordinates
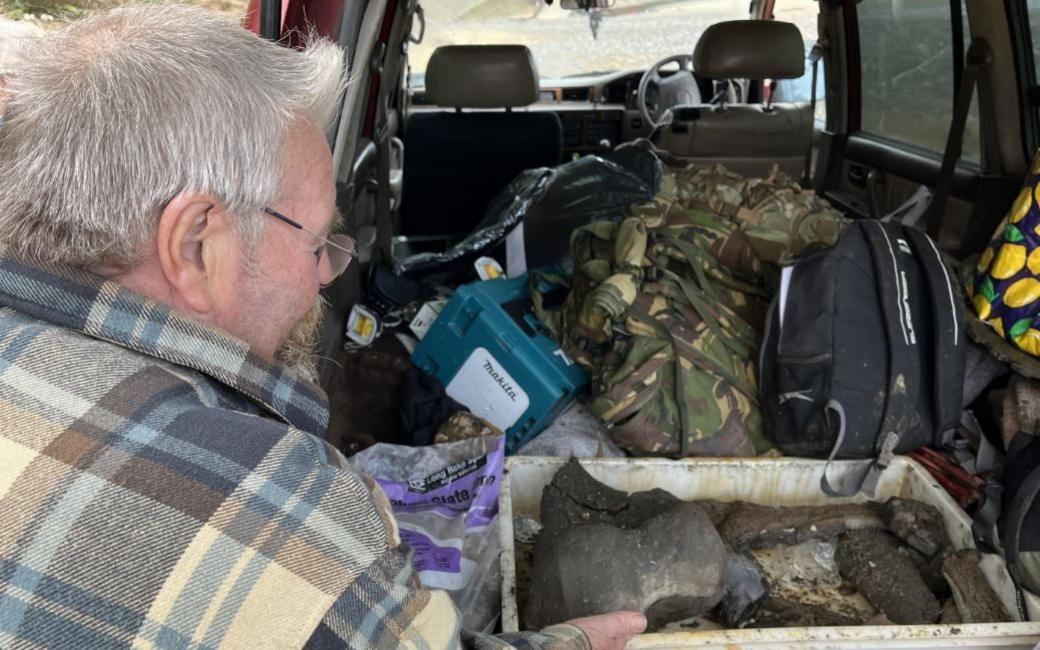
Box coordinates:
[275,294,326,384]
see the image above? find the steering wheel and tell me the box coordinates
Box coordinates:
[636,54,703,130]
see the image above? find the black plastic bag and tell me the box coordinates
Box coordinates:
[520,153,660,267]
[393,151,660,281]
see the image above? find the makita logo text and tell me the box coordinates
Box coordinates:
[483,360,519,402]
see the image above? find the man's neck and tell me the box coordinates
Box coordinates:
[109,257,210,327]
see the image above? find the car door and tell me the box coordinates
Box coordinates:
[813,0,1028,257]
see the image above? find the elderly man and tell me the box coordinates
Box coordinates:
[0,5,644,648]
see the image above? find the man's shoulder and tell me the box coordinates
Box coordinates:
[0,305,357,482]
[0,305,257,413]
[0,310,398,649]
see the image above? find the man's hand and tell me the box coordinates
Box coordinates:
[566,611,647,650]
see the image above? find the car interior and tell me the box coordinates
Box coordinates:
[246,0,1040,452]
[402,44,563,237]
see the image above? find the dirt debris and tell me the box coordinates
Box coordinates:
[434,411,502,443]
[747,597,860,628]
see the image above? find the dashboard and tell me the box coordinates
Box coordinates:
[534,72,640,107]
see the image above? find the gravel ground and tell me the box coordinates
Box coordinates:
[1,1,820,81]
[0,0,245,74]
[413,1,820,79]
[0,15,41,75]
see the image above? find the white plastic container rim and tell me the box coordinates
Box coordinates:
[498,456,1040,649]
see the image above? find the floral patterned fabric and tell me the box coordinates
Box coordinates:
[970,151,1040,356]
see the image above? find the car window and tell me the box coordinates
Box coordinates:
[857,0,979,163]
[1029,0,1040,72]
[409,0,750,82]
[1018,1,1040,155]
[771,0,826,125]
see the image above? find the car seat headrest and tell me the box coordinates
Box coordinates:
[425,45,539,108]
[693,20,805,80]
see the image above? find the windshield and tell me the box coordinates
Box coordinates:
[410,0,755,82]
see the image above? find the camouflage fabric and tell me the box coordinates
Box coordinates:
[540,163,848,458]
[665,164,848,266]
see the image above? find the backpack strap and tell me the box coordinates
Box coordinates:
[820,400,899,497]
[903,227,966,439]
[528,269,569,340]
[973,478,1005,552]
[864,221,922,443]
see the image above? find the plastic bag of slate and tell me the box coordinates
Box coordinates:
[349,435,504,631]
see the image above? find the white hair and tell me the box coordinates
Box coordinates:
[0,3,348,269]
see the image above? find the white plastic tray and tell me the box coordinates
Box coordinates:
[499,457,1040,649]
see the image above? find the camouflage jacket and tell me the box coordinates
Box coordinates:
[541,163,847,458]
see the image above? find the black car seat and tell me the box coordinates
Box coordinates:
[401,45,563,237]
[656,20,813,179]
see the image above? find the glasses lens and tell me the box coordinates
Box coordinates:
[324,234,357,282]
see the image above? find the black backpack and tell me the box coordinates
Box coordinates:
[759,220,967,495]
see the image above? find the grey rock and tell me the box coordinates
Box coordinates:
[718,502,882,550]
[514,516,542,545]
[539,458,681,535]
[525,501,727,630]
[836,529,940,624]
[882,497,947,557]
[942,549,1012,623]
[717,551,768,628]
[692,499,734,529]
[899,545,951,598]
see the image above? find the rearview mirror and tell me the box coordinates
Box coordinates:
[559,0,614,10]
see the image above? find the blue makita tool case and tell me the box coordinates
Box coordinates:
[411,273,589,453]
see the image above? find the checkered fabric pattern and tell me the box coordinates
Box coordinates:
[0,258,589,650]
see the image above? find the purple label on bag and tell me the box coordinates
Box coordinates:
[374,437,504,529]
[401,529,463,573]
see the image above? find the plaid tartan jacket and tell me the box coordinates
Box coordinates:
[0,258,588,650]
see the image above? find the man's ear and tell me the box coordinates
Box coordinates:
[156,191,232,316]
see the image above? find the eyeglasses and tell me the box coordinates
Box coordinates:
[263,207,357,286]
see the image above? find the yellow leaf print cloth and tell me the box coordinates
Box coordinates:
[970,150,1040,356]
